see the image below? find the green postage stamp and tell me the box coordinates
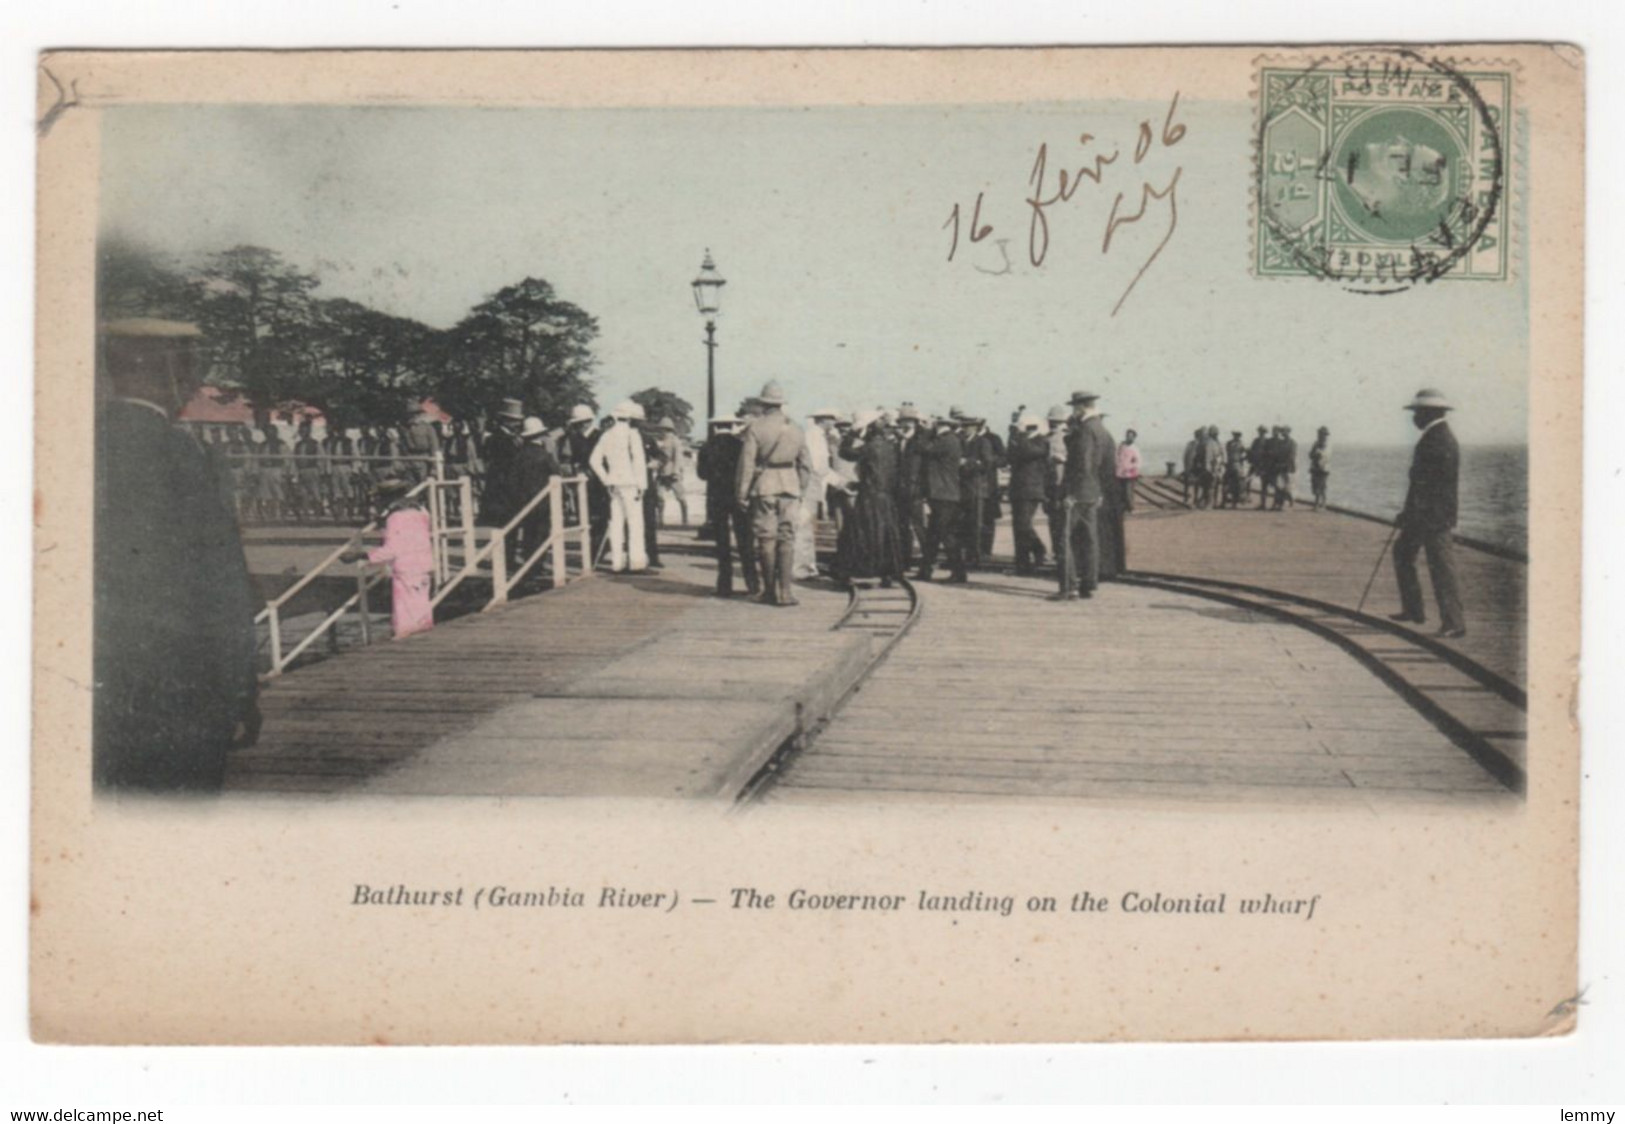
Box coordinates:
[1255,49,1513,289]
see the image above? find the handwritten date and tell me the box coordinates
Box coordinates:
[944,92,1187,316]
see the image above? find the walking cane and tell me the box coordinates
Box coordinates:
[1356,521,1402,615]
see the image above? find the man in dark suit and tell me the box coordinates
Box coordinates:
[95,319,260,792]
[914,415,967,584]
[697,415,758,597]
[1391,389,1466,638]
[1006,413,1050,575]
[894,404,929,571]
[1056,390,1111,600]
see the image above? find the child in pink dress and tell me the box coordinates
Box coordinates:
[360,480,435,639]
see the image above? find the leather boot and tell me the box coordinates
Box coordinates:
[754,538,778,604]
[776,540,800,606]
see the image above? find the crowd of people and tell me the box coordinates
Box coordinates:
[1178,424,1334,512]
[693,383,1134,603]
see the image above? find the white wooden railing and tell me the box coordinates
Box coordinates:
[256,474,592,677]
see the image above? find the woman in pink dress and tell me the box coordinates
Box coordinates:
[350,478,435,639]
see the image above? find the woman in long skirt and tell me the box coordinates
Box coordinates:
[832,411,905,586]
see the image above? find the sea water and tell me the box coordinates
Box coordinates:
[1142,444,1528,553]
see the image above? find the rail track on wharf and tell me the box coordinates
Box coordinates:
[757,501,1524,807]
[735,573,921,805]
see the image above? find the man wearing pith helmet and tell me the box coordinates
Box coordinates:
[1391,389,1466,639]
[736,380,812,606]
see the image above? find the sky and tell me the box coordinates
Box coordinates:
[98,100,1529,446]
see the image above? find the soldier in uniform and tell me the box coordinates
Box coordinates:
[1273,425,1299,510]
[1310,425,1332,510]
[1249,425,1272,508]
[94,319,260,792]
[697,416,758,597]
[1055,390,1112,600]
[1044,405,1070,564]
[292,421,324,522]
[735,380,812,606]
[563,404,609,560]
[1006,413,1050,575]
[893,404,930,573]
[1222,430,1247,509]
[1391,391,1466,638]
[915,413,968,584]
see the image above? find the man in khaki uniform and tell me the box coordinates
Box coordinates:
[736,380,812,606]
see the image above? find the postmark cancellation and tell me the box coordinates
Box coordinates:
[1255,50,1514,290]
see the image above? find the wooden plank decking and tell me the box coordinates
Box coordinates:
[228,488,1526,807]
[226,548,867,798]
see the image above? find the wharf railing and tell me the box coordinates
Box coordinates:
[254,474,593,678]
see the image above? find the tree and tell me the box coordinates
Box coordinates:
[303,298,440,431]
[432,278,599,425]
[631,387,695,437]
[193,245,322,423]
[95,235,202,322]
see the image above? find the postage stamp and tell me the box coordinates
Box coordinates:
[1255,49,1514,290]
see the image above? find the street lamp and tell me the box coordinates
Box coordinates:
[691,249,726,421]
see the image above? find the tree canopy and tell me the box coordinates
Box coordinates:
[97,240,601,429]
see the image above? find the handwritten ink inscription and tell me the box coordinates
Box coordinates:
[943,93,1187,316]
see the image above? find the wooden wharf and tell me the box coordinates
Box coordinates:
[229,480,1526,808]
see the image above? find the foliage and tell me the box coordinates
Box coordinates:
[94,241,602,430]
[631,387,695,436]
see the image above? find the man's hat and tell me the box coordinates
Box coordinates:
[947,405,965,420]
[853,409,881,431]
[654,416,676,432]
[1403,388,1454,412]
[897,403,921,422]
[1019,413,1043,432]
[756,380,787,406]
[520,416,547,438]
[959,414,983,426]
[1281,425,1292,434]
[498,398,526,421]
[1231,430,1243,437]
[568,404,596,425]
[1046,405,1069,423]
[1069,390,1100,405]
[1318,426,1331,435]
[709,415,738,429]
[610,400,639,420]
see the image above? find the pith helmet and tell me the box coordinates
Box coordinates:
[520,416,547,438]
[568,403,596,425]
[756,380,787,406]
[898,403,922,421]
[810,406,840,420]
[1019,414,1043,431]
[1046,405,1069,423]
[654,416,676,432]
[610,400,639,420]
[1403,388,1454,411]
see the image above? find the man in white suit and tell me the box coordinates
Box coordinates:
[590,400,649,572]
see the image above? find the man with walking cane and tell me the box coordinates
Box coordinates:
[1387,389,1466,639]
[1053,390,1111,601]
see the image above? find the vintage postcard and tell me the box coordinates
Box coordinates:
[32,46,1582,1043]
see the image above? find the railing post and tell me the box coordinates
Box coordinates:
[434,449,445,481]
[428,481,446,584]
[490,531,509,606]
[268,607,284,674]
[550,477,567,587]
[357,566,373,646]
[577,478,593,575]
[461,475,476,572]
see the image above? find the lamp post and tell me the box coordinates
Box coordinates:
[691,249,726,422]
